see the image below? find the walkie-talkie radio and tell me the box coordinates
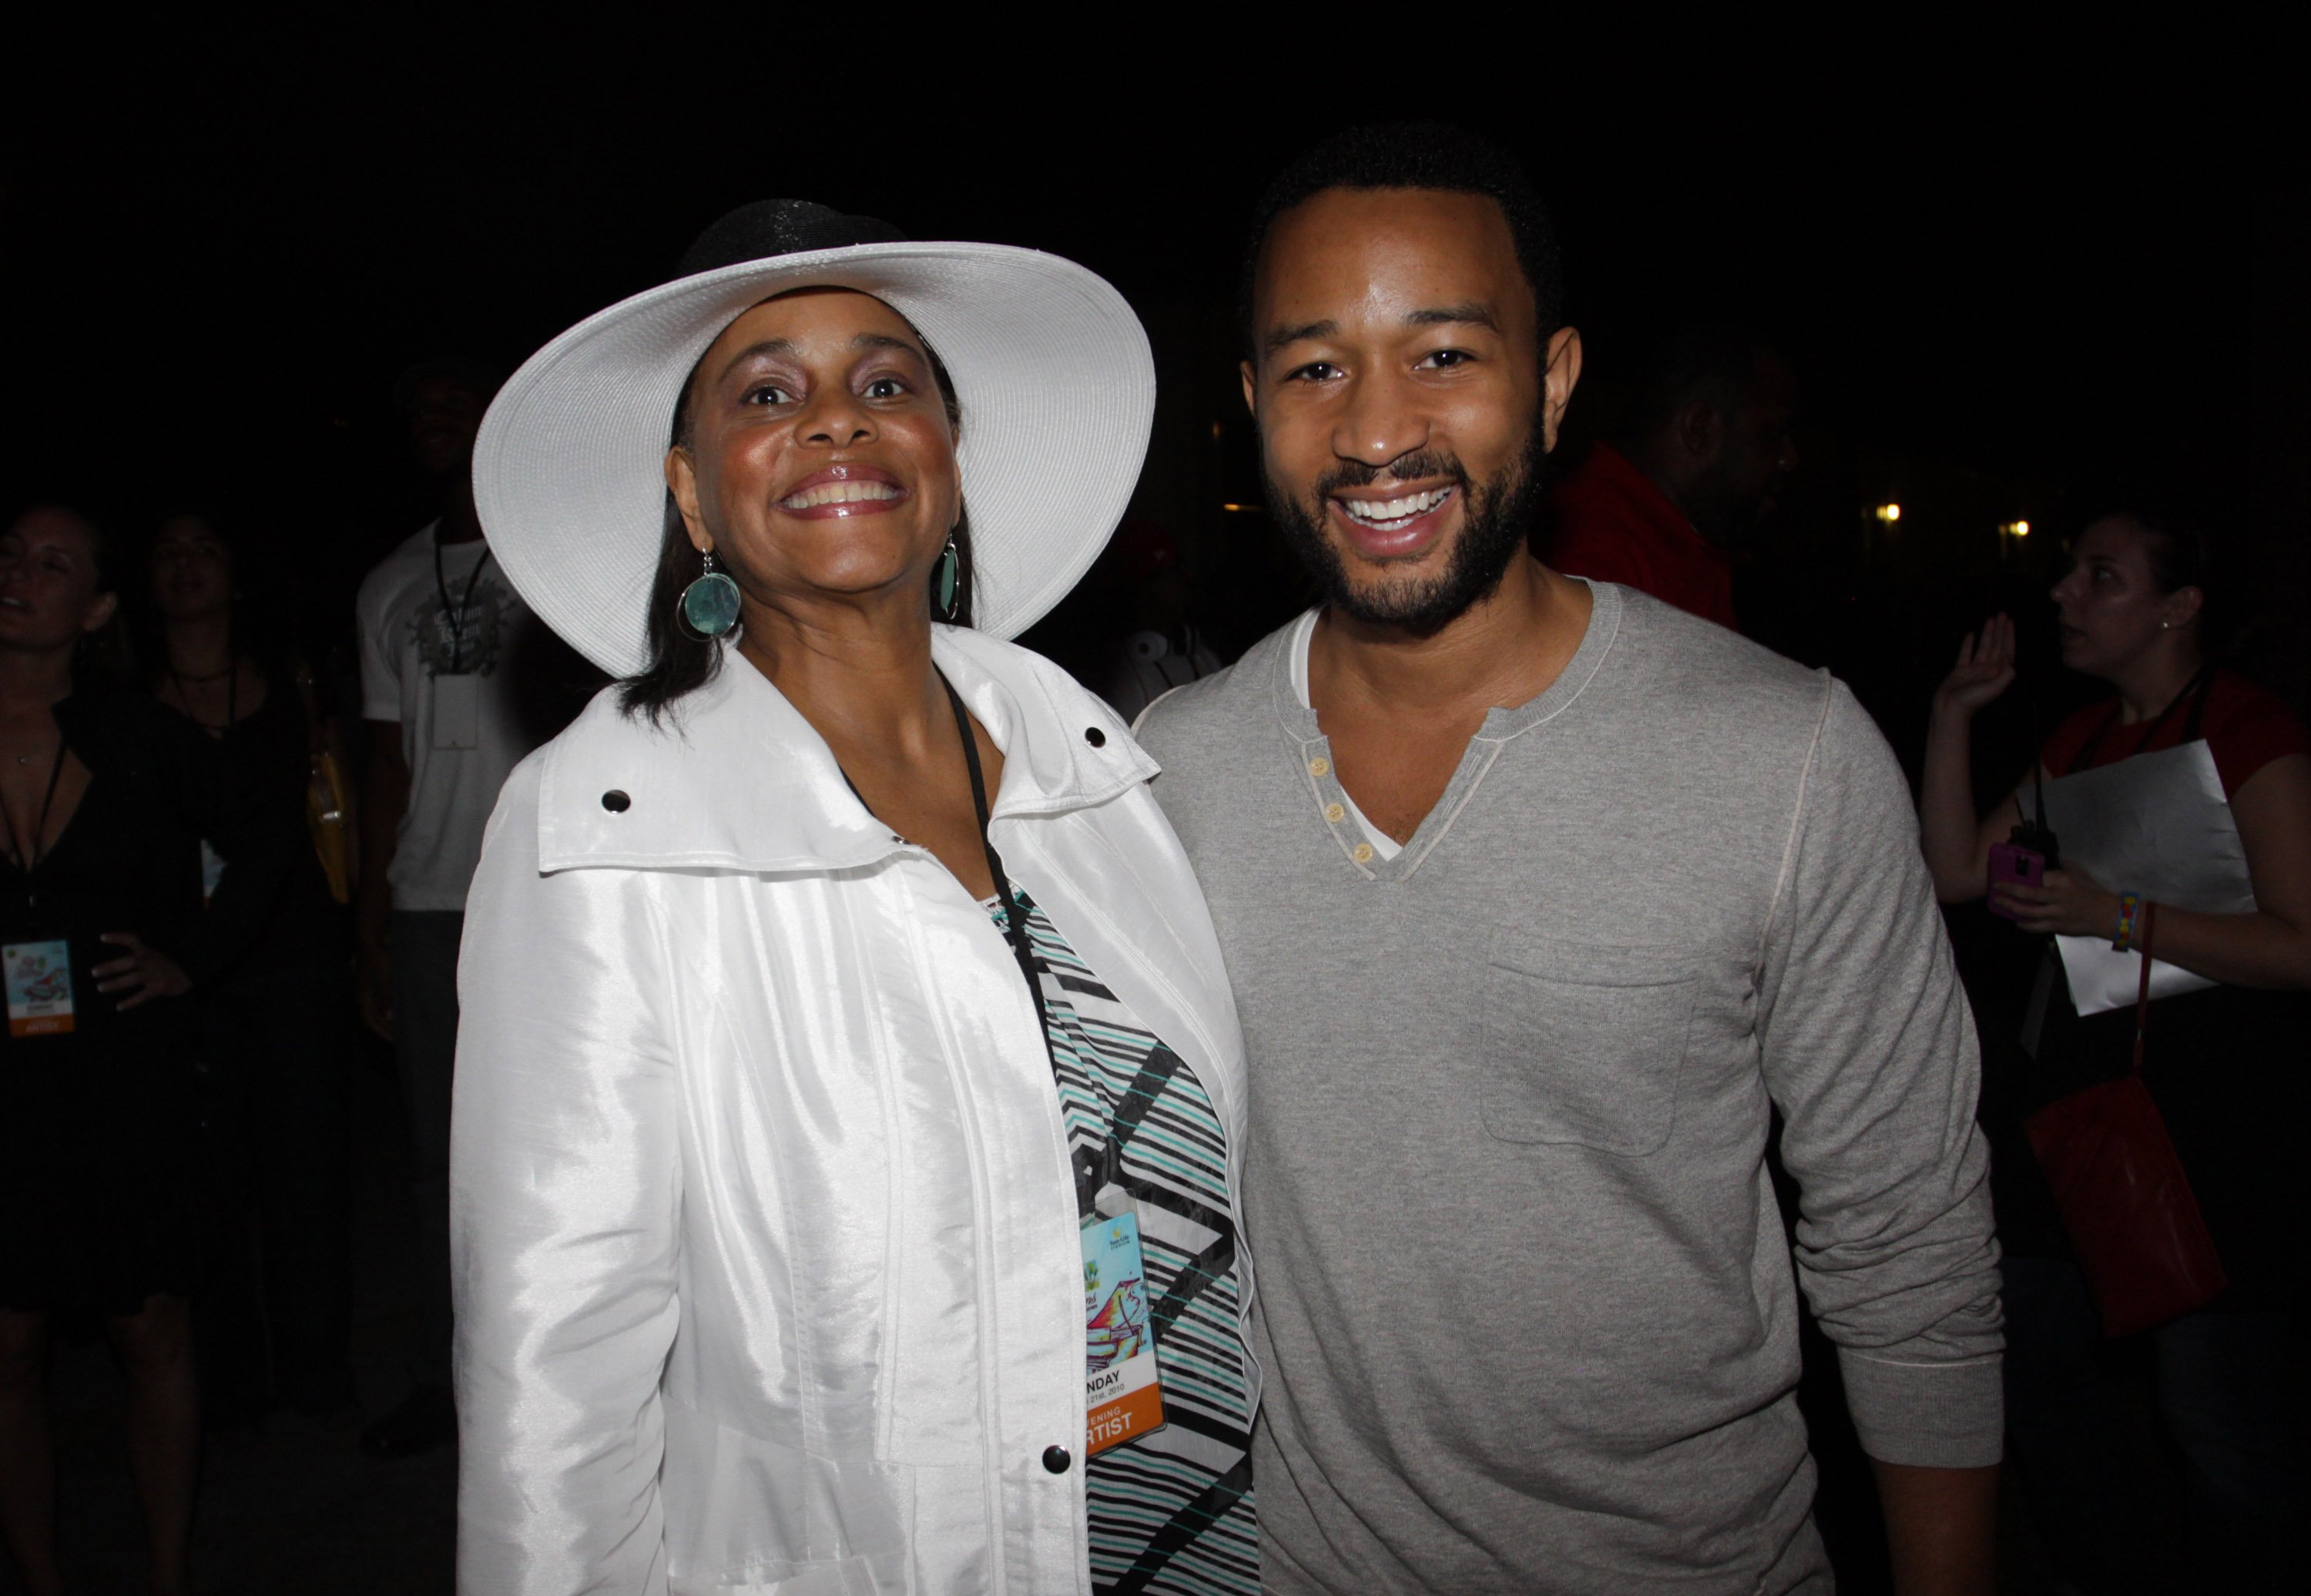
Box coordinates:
[1988,742,2059,919]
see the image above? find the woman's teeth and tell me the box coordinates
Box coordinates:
[782,480,902,510]
[1338,488,1450,530]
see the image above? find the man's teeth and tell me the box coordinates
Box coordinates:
[782,480,903,509]
[1339,488,1449,528]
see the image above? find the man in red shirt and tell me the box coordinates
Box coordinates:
[1545,327,1799,630]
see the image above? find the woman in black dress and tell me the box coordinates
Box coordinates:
[0,505,288,1596]
[148,512,358,1422]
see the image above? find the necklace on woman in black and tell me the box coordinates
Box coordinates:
[165,646,240,734]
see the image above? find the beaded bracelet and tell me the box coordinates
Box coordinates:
[2111,890,2145,952]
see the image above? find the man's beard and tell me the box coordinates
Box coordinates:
[1266,427,1548,635]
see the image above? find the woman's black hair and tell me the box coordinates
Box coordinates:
[2120,505,2212,599]
[136,511,285,676]
[2082,500,2231,659]
[619,336,973,723]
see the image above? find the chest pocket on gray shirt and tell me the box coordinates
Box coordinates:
[1477,941,1699,1156]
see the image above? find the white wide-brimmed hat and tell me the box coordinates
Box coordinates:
[471,200,1156,676]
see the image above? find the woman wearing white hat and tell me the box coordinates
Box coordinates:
[451,202,1257,1595]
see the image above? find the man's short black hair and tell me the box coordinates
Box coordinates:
[1618,324,1778,440]
[1239,122,1564,363]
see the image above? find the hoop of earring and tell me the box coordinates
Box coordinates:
[933,533,960,622]
[680,548,743,639]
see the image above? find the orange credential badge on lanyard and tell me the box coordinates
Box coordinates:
[1083,1211,1165,1457]
[5,939,75,1037]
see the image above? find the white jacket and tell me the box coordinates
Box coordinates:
[451,629,1252,1596]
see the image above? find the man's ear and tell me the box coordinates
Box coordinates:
[1539,327,1583,453]
[1240,360,1258,418]
[1674,396,1725,464]
[664,447,712,555]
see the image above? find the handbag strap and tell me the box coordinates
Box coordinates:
[2129,900,2159,1077]
[290,659,329,763]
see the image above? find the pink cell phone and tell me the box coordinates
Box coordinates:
[1987,843,2045,918]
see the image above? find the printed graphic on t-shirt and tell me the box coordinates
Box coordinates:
[408,577,520,678]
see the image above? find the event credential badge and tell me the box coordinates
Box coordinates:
[1082,1211,1164,1457]
[4,940,75,1037]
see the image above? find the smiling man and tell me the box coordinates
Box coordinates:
[1134,126,2003,1594]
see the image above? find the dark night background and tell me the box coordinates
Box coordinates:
[2,19,2305,1594]
[8,25,2305,753]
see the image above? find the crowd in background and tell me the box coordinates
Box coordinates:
[1,287,2303,1594]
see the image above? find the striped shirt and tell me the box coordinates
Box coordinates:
[994,891,1258,1596]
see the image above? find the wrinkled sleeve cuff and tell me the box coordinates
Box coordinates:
[1837,1348,2004,1468]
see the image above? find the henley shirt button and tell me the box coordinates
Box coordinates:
[1324,803,1346,823]
[601,790,631,813]
[1351,843,1374,864]
[1084,726,1107,748]
[1308,756,1330,777]
[1041,1445,1072,1474]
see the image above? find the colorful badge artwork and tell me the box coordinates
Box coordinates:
[1087,1262,1149,1370]
[1082,1212,1164,1456]
[4,939,75,1037]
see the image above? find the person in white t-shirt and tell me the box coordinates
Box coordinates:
[353,359,561,1458]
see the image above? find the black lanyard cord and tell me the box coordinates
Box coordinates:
[827,673,1048,1028]
[431,535,493,675]
[938,674,1118,1215]
[2069,666,2210,775]
[839,672,1112,1215]
[941,675,1041,1008]
[4,739,69,877]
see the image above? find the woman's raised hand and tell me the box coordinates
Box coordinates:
[1932,614,2018,720]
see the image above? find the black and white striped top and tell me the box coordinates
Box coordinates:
[995,891,1257,1596]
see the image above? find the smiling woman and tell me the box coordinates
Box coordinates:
[626,287,978,717]
[0,505,293,1596]
[452,202,1262,1595]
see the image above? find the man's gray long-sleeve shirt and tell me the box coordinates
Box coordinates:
[1135,584,2001,1594]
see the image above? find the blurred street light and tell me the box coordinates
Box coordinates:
[2001,519,2030,538]
[1873,503,1902,524]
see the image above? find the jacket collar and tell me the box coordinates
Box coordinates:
[537,626,1153,874]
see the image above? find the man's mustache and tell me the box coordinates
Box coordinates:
[1312,451,1469,496]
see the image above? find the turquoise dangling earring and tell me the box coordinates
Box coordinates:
[680,548,742,638]
[933,534,960,622]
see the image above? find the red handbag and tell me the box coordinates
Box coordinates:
[2024,904,2227,1338]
